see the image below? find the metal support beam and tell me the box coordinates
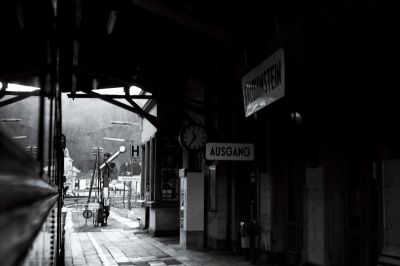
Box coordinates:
[124,86,150,115]
[72,66,204,111]
[82,90,178,138]
[66,93,154,99]
[0,90,40,108]
[3,91,40,96]
[82,90,160,128]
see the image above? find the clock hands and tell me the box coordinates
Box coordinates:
[189,130,197,147]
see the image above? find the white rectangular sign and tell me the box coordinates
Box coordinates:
[206,143,254,161]
[88,202,100,209]
[103,187,109,198]
[118,175,141,182]
[179,168,186,177]
[242,48,285,117]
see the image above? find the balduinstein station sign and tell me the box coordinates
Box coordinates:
[242,48,285,117]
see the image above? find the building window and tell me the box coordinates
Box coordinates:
[145,141,151,201]
[150,138,156,201]
[160,141,179,201]
[141,145,146,199]
[161,169,178,201]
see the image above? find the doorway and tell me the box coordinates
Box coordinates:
[284,131,305,264]
[343,143,381,265]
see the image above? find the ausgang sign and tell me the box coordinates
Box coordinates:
[206,143,254,161]
[242,48,285,117]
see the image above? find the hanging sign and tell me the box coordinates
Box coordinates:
[242,48,285,117]
[205,143,254,161]
[131,145,140,158]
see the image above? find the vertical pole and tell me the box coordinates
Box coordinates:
[128,181,132,210]
[38,73,45,178]
[135,181,138,206]
[107,167,110,199]
[123,182,126,208]
[129,141,133,210]
[97,148,101,200]
[87,157,97,204]
[95,148,100,225]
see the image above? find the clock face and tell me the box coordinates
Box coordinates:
[179,124,207,151]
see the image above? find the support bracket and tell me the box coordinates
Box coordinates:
[0,90,40,108]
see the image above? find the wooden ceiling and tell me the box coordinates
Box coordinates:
[0,0,274,95]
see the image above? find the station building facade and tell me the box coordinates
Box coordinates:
[137,5,400,266]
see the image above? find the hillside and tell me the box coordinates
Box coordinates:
[62,94,142,172]
[0,94,142,173]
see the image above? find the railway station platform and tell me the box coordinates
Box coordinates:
[64,207,266,266]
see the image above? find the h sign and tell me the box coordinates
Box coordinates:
[131,145,140,158]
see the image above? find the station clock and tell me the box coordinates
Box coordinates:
[179,123,207,151]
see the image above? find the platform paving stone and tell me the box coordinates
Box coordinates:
[65,207,272,266]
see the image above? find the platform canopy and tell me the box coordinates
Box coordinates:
[0,1,396,130]
[0,0,271,94]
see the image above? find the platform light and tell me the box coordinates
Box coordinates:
[17,4,25,29]
[0,118,21,122]
[291,111,303,125]
[6,83,39,92]
[106,11,118,34]
[11,135,27,139]
[92,86,145,96]
[110,120,142,131]
[110,121,140,126]
[103,137,126,142]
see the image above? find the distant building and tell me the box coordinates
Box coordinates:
[64,148,81,195]
[73,171,96,196]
